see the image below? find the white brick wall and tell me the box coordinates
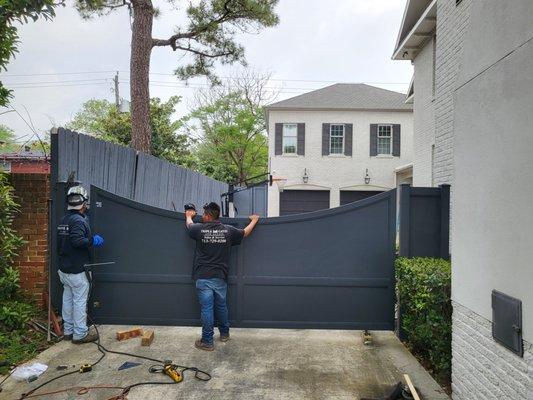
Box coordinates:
[267,109,414,216]
[433,0,472,186]
[412,36,436,187]
[452,302,533,400]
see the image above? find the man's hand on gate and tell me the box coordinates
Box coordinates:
[244,215,260,237]
[185,210,197,219]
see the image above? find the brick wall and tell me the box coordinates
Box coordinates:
[412,36,436,187]
[434,0,472,186]
[452,302,533,399]
[9,173,50,308]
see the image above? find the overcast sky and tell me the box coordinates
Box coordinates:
[0,0,411,140]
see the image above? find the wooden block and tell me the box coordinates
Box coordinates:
[116,328,143,341]
[403,374,421,400]
[141,330,154,346]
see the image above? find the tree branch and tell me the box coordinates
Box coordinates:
[151,0,238,49]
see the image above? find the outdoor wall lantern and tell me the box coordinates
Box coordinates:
[364,169,371,185]
[302,168,309,184]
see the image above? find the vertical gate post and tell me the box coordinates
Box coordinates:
[439,184,451,260]
[399,183,411,258]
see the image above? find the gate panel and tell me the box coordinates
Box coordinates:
[90,186,396,329]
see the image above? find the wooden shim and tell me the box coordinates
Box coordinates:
[141,330,154,346]
[403,374,421,400]
[116,328,143,341]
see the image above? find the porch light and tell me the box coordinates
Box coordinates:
[364,169,371,185]
[302,168,309,184]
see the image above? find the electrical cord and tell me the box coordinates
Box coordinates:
[16,267,211,400]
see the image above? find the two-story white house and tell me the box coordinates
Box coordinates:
[265,83,414,217]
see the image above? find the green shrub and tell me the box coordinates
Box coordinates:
[0,300,35,330]
[0,172,25,272]
[396,257,452,380]
[0,266,20,300]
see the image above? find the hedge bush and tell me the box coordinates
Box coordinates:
[396,257,452,380]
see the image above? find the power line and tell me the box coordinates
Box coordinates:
[1,70,116,77]
[7,78,109,86]
[9,82,110,89]
[2,69,409,85]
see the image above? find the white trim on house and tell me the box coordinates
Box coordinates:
[377,124,393,155]
[282,123,298,155]
[392,0,437,61]
[329,124,345,155]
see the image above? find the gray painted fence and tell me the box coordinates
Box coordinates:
[54,128,228,210]
[89,186,397,329]
[232,183,268,217]
[399,184,450,259]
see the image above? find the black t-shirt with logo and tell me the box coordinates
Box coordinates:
[188,221,245,281]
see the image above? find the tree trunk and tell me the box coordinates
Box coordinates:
[130,0,154,153]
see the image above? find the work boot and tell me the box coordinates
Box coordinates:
[72,328,99,344]
[219,334,230,342]
[63,334,73,341]
[195,339,214,351]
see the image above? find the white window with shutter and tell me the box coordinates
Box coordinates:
[329,124,345,154]
[377,124,393,155]
[282,123,298,154]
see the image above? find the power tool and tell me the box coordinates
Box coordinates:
[184,203,196,212]
[149,360,183,383]
[164,362,183,383]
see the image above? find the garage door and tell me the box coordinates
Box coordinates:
[340,190,383,205]
[280,190,330,216]
[88,186,397,330]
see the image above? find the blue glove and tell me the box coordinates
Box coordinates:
[92,234,104,247]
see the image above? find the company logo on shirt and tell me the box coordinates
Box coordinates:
[200,229,229,244]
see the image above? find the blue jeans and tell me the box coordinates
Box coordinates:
[58,270,89,340]
[196,278,229,345]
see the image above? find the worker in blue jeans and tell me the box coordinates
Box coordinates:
[186,202,259,351]
[57,186,104,344]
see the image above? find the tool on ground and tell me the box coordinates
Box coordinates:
[118,362,141,371]
[43,291,62,337]
[17,259,211,400]
[149,361,184,383]
[56,365,68,371]
[79,364,93,373]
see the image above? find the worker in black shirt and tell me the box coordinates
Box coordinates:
[57,186,104,344]
[186,202,259,351]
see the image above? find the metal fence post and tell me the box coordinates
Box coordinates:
[439,184,451,260]
[399,183,411,258]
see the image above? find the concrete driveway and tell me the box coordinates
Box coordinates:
[2,327,449,400]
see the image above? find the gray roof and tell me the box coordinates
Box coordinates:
[266,83,412,111]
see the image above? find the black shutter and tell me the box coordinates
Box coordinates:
[370,124,378,156]
[344,124,353,156]
[393,124,401,157]
[275,123,283,155]
[297,123,305,156]
[322,123,330,156]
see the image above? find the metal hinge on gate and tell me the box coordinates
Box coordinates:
[96,201,102,208]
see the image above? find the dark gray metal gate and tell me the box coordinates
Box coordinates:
[89,186,397,330]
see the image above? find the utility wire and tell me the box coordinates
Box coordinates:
[2,70,409,85]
